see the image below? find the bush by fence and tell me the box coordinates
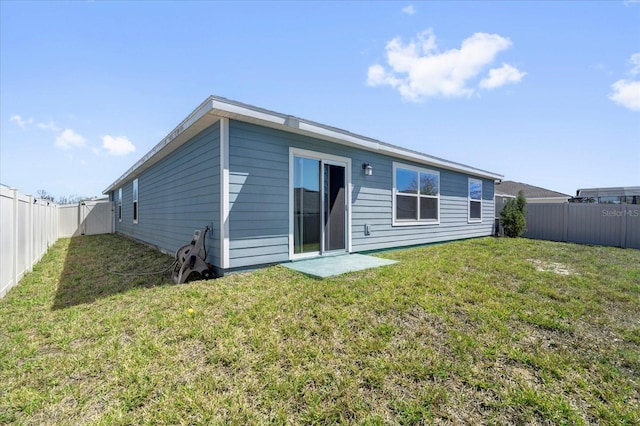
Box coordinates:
[524,203,640,249]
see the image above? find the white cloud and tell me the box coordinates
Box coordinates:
[37,121,61,132]
[101,135,136,156]
[367,29,524,101]
[629,53,640,75]
[55,129,87,149]
[10,115,62,132]
[367,64,402,88]
[608,53,640,111]
[609,79,640,111]
[10,114,33,128]
[480,64,527,90]
[401,4,416,15]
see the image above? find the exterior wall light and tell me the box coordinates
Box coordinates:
[362,163,373,176]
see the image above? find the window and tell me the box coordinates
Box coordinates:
[132,178,138,224]
[118,188,122,222]
[468,178,482,222]
[598,196,621,204]
[393,163,439,225]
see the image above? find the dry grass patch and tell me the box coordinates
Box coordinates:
[0,235,638,424]
[527,258,576,275]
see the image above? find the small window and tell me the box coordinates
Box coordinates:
[118,188,122,222]
[393,163,439,225]
[132,178,138,224]
[469,178,482,222]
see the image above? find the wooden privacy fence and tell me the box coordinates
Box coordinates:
[1,185,114,298]
[524,203,640,249]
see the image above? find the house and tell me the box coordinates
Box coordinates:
[570,186,640,204]
[495,180,570,211]
[103,96,503,276]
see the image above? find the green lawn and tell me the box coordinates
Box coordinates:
[1,235,638,424]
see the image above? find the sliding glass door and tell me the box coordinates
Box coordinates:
[324,162,346,252]
[293,157,321,254]
[293,154,347,256]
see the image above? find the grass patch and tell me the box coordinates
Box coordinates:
[1,235,638,424]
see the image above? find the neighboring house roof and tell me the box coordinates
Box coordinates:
[495,180,570,199]
[103,96,502,194]
[576,186,640,198]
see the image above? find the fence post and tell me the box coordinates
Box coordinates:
[48,204,52,247]
[620,204,627,249]
[11,188,18,292]
[563,203,569,242]
[80,203,86,236]
[36,202,41,263]
[27,195,33,271]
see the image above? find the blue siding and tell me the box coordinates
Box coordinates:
[113,122,221,266]
[109,118,495,272]
[352,170,495,251]
[228,121,290,268]
[227,120,495,267]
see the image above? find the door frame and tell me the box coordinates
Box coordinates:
[289,147,352,260]
[322,160,347,254]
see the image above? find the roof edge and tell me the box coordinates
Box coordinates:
[103,96,502,194]
[103,97,216,194]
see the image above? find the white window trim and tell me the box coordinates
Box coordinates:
[118,188,122,223]
[288,147,352,260]
[392,162,440,226]
[133,178,139,224]
[468,177,482,223]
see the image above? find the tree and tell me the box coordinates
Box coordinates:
[36,189,95,205]
[500,190,527,237]
[57,194,91,205]
[36,189,55,202]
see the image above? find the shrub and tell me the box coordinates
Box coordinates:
[500,190,527,237]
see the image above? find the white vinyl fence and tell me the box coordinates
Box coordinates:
[1,185,114,298]
[58,200,114,237]
[524,203,640,249]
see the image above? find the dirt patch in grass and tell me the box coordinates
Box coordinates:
[528,258,576,275]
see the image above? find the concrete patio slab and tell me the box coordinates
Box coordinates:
[282,253,398,279]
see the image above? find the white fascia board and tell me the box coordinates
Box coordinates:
[210,98,287,126]
[295,123,500,180]
[103,95,503,194]
[297,121,381,151]
[206,96,501,180]
[377,144,501,180]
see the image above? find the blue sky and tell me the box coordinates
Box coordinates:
[1,1,639,200]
